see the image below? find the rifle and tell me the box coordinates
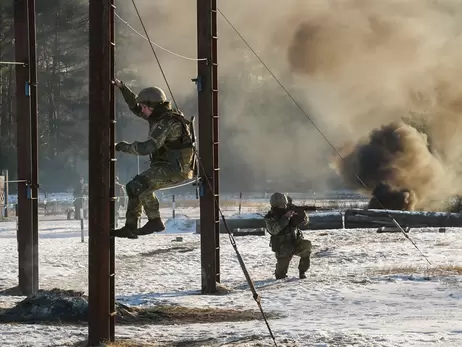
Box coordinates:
[287,196,317,212]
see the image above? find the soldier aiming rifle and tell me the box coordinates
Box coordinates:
[264,193,312,279]
[287,196,317,213]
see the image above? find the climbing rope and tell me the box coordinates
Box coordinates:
[195,157,278,347]
[130,0,178,110]
[217,8,431,266]
[157,178,197,191]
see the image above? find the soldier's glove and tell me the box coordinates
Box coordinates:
[290,212,305,227]
[115,141,131,152]
[112,78,124,89]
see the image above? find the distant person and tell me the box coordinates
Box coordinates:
[111,78,195,239]
[73,177,88,220]
[264,192,312,279]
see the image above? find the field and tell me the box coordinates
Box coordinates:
[0,194,461,346]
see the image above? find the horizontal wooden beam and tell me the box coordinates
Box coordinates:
[195,209,462,233]
[195,212,343,234]
[345,209,462,229]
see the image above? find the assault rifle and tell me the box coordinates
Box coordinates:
[287,196,317,212]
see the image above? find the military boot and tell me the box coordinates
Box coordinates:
[299,271,307,279]
[111,225,138,239]
[136,218,165,236]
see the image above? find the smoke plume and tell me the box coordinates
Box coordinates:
[333,122,449,210]
[286,0,462,210]
[115,0,462,202]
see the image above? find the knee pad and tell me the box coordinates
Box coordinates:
[126,175,150,198]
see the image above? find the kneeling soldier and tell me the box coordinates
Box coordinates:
[264,192,312,279]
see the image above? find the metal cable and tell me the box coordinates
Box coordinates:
[157,178,197,191]
[130,0,178,109]
[115,13,207,62]
[217,8,431,266]
[195,154,278,347]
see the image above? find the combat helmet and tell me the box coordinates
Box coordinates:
[270,192,288,209]
[136,86,167,107]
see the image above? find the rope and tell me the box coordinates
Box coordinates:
[158,178,197,191]
[195,156,278,347]
[130,0,178,109]
[115,13,207,62]
[217,8,431,266]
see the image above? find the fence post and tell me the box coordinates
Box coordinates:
[172,194,176,219]
[238,192,242,215]
[2,170,9,217]
[0,174,4,218]
[80,208,84,242]
[43,191,47,216]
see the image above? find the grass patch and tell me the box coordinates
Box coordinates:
[371,264,462,277]
[73,334,268,347]
[0,303,280,326]
[116,303,280,325]
[140,246,195,257]
[0,288,281,325]
[73,340,159,347]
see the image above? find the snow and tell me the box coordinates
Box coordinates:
[0,203,461,347]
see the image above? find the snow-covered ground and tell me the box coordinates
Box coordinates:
[0,204,461,346]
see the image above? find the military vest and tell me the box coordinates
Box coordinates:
[149,110,195,178]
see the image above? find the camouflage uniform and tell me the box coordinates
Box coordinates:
[112,83,194,238]
[264,192,312,279]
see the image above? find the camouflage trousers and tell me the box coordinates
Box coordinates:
[274,239,312,278]
[124,163,188,229]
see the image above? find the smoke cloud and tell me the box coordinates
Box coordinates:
[285,0,462,209]
[333,122,450,210]
[115,0,462,203]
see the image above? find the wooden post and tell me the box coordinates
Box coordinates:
[197,0,220,294]
[88,0,115,344]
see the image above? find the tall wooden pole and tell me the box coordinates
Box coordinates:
[197,0,220,294]
[14,0,39,295]
[88,0,115,344]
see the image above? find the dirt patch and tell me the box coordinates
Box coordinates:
[73,340,160,347]
[0,288,281,326]
[140,246,195,257]
[117,303,278,325]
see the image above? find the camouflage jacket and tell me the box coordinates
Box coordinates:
[119,84,194,176]
[264,209,306,247]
